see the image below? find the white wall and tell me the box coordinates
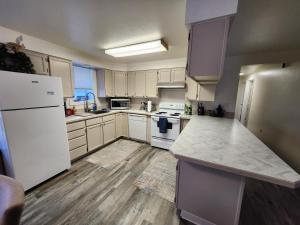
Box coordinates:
[237,62,300,173]
[208,49,300,116]
[0,25,127,71]
[127,58,187,71]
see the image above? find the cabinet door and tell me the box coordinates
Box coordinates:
[49,56,73,97]
[198,84,216,102]
[105,69,114,97]
[22,50,49,75]
[187,16,230,79]
[103,120,116,144]
[127,72,136,97]
[115,113,123,138]
[135,71,146,97]
[146,70,158,98]
[186,76,198,101]
[171,68,186,83]
[146,116,151,143]
[158,69,171,83]
[122,113,129,137]
[114,71,127,96]
[86,124,103,152]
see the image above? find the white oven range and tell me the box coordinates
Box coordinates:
[151,103,184,150]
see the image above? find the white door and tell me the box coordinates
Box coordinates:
[1,106,70,190]
[240,80,255,126]
[135,71,146,97]
[128,114,147,141]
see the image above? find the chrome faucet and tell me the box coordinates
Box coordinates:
[84,92,97,112]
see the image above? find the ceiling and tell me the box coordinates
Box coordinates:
[227,0,300,56]
[0,0,188,63]
[1,0,300,63]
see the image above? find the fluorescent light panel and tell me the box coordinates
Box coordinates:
[105,39,167,57]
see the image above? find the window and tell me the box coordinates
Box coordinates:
[73,66,95,101]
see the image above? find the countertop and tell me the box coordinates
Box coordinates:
[65,109,154,124]
[170,115,300,188]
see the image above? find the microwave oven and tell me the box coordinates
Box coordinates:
[111,99,130,110]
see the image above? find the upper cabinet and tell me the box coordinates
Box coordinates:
[158,68,186,84]
[186,76,216,102]
[127,72,136,97]
[171,68,186,83]
[22,50,49,75]
[186,76,198,101]
[97,69,115,97]
[158,69,171,83]
[49,56,73,98]
[198,84,216,102]
[187,16,230,81]
[135,71,146,97]
[114,71,127,97]
[145,70,158,98]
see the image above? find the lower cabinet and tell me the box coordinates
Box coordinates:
[116,113,129,138]
[86,124,103,152]
[67,121,88,161]
[103,119,116,144]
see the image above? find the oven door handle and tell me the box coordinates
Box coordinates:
[152,117,180,123]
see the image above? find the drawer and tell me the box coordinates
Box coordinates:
[86,117,102,127]
[68,128,86,140]
[103,114,115,122]
[67,121,85,132]
[69,135,87,150]
[70,145,87,160]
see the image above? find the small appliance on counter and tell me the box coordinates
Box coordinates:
[111,98,130,110]
[147,100,156,112]
[209,104,225,117]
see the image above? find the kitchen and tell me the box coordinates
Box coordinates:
[1,0,300,225]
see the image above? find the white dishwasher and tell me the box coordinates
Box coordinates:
[128,114,147,141]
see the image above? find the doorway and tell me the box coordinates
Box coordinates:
[240,79,254,126]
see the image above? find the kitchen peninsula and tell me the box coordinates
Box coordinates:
[171,116,300,225]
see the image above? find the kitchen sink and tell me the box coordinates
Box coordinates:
[89,109,110,114]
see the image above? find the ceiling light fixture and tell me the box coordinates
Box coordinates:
[105,39,168,57]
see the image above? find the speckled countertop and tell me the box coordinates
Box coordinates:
[65,110,154,124]
[170,115,300,188]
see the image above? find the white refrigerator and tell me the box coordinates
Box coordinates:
[0,71,71,190]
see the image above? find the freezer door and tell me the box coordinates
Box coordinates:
[0,71,64,110]
[0,106,71,190]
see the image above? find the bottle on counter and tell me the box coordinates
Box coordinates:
[198,102,205,115]
[188,104,192,115]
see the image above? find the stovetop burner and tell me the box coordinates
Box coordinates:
[169,113,180,116]
[155,111,167,115]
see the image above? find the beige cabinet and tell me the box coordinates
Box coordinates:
[186,76,198,101]
[22,49,49,75]
[116,113,123,138]
[135,71,146,97]
[158,69,171,83]
[114,71,127,97]
[86,124,103,152]
[103,119,116,144]
[158,68,185,84]
[67,121,87,161]
[146,70,158,98]
[198,84,216,101]
[180,119,190,132]
[116,113,129,138]
[97,69,115,97]
[171,68,186,83]
[122,113,129,137]
[146,116,151,143]
[187,16,230,81]
[49,56,73,97]
[127,72,136,97]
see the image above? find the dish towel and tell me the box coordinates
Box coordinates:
[158,117,168,133]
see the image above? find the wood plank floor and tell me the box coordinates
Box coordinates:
[21,139,300,225]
